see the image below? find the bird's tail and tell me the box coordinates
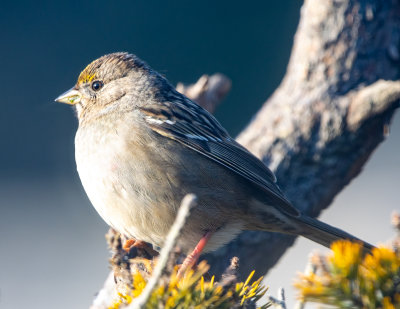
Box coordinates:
[294,215,374,253]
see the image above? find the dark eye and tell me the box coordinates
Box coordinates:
[91,80,103,91]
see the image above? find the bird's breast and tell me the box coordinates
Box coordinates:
[74,121,176,247]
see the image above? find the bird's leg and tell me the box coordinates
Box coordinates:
[177,231,212,278]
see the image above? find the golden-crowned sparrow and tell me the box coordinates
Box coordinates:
[56,52,373,262]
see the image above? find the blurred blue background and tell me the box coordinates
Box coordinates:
[0,1,398,308]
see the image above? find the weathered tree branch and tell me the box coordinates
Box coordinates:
[91,0,400,306]
[176,73,232,113]
[205,0,400,278]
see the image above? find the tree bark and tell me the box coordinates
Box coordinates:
[91,0,400,307]
[205,0,400,279]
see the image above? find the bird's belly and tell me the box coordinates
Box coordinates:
[75,136,175,248]
[76,147,245,251]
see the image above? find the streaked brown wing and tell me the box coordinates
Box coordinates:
[140,98,300,217]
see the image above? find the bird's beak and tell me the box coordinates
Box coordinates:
[55,87,82,105]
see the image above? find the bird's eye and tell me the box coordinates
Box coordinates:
[91,80,104,91]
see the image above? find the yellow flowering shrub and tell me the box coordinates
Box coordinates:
[109,261,270,309]
[294,240,400,308]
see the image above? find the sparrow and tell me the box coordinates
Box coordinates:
[56,52,373,271]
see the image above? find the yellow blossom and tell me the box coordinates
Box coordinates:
[295,240,400,308]
[132,272,147,298]
[382,297,395,309]
[362,246,400,281]
[329,240,362,278]
[109,260,269,309]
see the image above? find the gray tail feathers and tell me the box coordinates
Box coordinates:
[295,215,374,253]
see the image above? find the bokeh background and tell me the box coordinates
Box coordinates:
[0,1,398,308]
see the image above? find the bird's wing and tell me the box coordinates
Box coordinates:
[139,97,300,217]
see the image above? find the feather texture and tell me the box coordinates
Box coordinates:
[140,97,300,217]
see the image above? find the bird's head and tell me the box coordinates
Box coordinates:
[55,52,155,120]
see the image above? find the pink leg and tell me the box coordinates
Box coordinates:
[177,232,212,278]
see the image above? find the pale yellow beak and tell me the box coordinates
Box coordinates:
[55,87,81,105]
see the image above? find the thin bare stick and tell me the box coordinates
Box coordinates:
[127,194,197,309]
[268,287,287,309]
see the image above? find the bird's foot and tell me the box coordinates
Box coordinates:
[122,238,158,257]
[123,238,146,251]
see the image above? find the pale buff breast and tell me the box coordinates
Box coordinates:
[74,117,177,248]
